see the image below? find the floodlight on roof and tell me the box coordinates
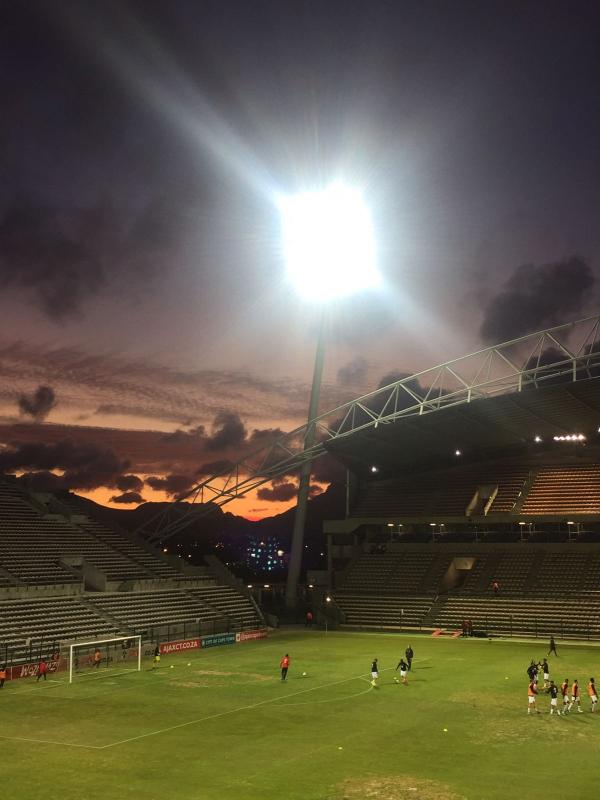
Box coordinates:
[279,183,379,302]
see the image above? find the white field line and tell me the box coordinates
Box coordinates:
[0,734,102,749]
[73,668,138,682]
[0,667,391,751]
[101,667,395,749]
[270,683,374,706]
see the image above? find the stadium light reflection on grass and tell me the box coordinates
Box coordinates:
[280,183,380,608]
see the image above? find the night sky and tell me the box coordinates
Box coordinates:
[1,0,599,516]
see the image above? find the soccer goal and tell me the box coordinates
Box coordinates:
[68,635,142,684]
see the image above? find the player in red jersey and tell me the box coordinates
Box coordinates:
[36,659,47,682]
[561,678,570,714]
[588,678,597,713]
[527,680,539,714]
[280,654,290,681]
[568,679,584,713]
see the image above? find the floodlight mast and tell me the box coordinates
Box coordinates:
[281,184,378,609]
[285,316,326,609]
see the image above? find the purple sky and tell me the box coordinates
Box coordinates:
[1,0,599,515]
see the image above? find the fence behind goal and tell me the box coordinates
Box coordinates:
[69,635,142,683]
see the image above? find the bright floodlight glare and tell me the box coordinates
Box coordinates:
[279,183,379,301]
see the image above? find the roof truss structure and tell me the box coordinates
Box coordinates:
[140,315,600,544]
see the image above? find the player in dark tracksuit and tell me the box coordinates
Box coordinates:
[548,681,560,715]
[405,646,414,671]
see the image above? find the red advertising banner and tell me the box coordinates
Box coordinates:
[160,638,200,655]
[8,657,65,681]
[237,629,268,642]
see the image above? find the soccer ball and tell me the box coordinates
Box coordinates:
[302,671,307,676]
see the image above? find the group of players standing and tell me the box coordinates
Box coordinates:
[527,637,597,715]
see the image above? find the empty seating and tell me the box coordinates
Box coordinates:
[521,465,600,514]
[352,463,530,518]
[434,595,600,639]
[334,594,433,629]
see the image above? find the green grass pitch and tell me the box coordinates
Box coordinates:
[2,630,599,800]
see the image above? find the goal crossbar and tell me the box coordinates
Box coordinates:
[69,634,142,684]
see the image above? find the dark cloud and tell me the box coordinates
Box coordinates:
[162,413,247,453]
[256,481,298,502]
[196,459,234,477]
[115,473,144,492]
[18,385,56,420]
[110,491,145,504]
[161,426,206,444]
[480,256,596,344]
[0,195,193,320]
[145,473,195,497]
[206,411,247,452]
[310,454,346,485]
[365,372,427,416]
[0,438,130,490]
[255,478,323,502]
[248,427,286,445]
[0,203,105,319]
[337,357,368,387]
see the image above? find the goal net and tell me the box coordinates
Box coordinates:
[69,635,142,683]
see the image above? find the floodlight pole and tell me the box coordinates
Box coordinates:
[285,317,326,609]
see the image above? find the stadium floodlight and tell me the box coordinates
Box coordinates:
[282,184,380,609]
[278,183,380,302]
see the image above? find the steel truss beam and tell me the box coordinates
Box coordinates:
[140,315,600,544]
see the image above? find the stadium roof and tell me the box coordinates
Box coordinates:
[325,376,600,474]
[138,315,600,542]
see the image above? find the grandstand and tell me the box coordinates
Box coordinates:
[0,477,264,668]
[318,319,600,640]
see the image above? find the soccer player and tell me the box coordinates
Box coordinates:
[527,660,538,682]
[0,663,6,688]
[561,678,570,714]
[588,678,597,713]
[153,645,161,669]
[568,679,584,713]
[280,653,290,681]
[548,681,560,715]
[371,658,379,687]
[405,645,414,671]
[541,658,550,689]
[548,636,558,657]
[527,680,539,714]
[395,658,408,684]
[36,659,47,682]
[93,648,102,669]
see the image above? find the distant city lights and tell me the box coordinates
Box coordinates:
[455,449,462,456]
[370,465,379,473]
[534,435,542,443]
[553,434,586,441]
[246,536,285,572]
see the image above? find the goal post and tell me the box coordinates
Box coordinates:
[69,635,142,684]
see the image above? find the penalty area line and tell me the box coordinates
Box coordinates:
[101,669,389,749]
[0,733,103,750]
